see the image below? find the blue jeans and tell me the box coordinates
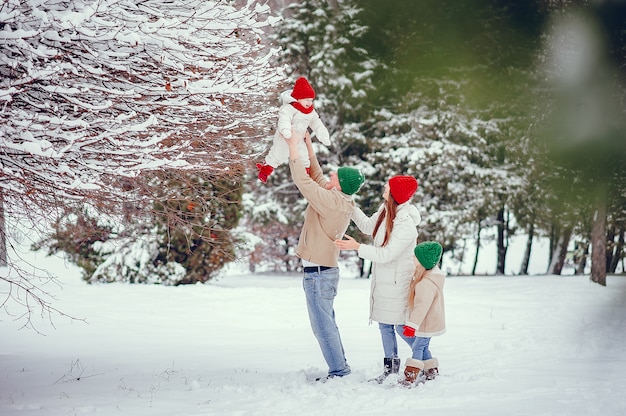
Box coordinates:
[379,323,415,358]
[303,267,351,377]
[410,336,432,361]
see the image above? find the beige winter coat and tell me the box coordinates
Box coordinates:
[406,266,446,337]
[289,156,355,267]
[352,203,421,324]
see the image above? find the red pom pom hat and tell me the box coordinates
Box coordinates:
[389,175,418,204]
[291,77,316,100]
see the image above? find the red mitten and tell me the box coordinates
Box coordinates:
[403,325,416,337]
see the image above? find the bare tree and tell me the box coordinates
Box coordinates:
[0,0,283,328]
[590,196,607,286]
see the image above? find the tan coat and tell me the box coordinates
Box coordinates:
[406,266,446,337]
[289,156,355,267]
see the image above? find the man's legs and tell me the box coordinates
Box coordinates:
[302,267,351,377]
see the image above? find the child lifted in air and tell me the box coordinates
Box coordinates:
[256,77,330,183]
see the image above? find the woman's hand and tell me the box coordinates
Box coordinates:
[334,235,360,251]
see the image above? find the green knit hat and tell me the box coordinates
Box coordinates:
[337,167,365,195]
[414,241,443,270]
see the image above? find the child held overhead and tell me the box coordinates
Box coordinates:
[257,77,331,183]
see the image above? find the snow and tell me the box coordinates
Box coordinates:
[2,240,626,416]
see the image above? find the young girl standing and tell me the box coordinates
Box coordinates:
[400,241,446,387]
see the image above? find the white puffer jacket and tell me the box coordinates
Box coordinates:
[352,203,422,325]
[264,91,330,168]
[277,91,330,145]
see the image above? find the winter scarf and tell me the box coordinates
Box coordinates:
[290,101,314,114]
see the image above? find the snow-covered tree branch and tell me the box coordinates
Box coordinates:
[0,0,284,327]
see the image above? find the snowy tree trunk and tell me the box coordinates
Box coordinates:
[0,189,6,267]
[609,228,624,273]
[457,238,467,275]
[575,241,589,275]
[606,225,616,273]
[548,228,572,275]
[590,201,607,286]
[496,207,507,275]
[519,222,534,275]
[358,258,372,279]
[472,220,482,276]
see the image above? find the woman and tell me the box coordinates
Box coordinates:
[334,175,421,383]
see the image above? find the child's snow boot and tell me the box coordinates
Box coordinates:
[369,357,401,384]
[256,163,274,183]
[399,358,424,387]
[423,358,439,381]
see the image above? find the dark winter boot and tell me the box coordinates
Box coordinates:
[256,163,274,183]
[399,358,424,387]
[423,358,439,381]
[369,357,401,384]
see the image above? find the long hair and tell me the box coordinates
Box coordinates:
[372,196,398,247]
[407,263,427,308]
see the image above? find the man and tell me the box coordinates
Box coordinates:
[285,131,365,380]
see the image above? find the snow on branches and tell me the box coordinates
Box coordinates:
[0,0,283,212]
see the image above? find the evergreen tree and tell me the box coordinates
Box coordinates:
[246,0,378,271]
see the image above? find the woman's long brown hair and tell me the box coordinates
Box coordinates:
[372,196,398,247]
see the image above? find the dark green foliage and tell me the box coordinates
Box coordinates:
[38,172,244,284]
[151,173,244,284]
[33,210,113,280]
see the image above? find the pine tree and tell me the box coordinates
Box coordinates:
[245,0,378,271]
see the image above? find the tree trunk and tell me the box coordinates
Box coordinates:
[472,220,482,276]
[519,222,534,275]
[0,189,6,267]
[590,200,607,286]
[605,224,616,273]
[358,258,372,279]
[364,260,372,279]
[457,238,467,275]
[548,224,557,272]
[609,227,624,273]
[575,241,589,275]
[326,0,340,12]
[548,227,572,275]
[496,207,507,275]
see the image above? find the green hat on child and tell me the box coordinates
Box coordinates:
[337,167,365,195]
[414,241,443,270]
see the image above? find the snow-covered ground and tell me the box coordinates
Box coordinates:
[2,237,626,416]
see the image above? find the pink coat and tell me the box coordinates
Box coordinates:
[406,266,446,337]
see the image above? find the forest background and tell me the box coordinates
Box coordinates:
[1,0,626,324]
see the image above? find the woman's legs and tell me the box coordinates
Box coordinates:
[378,323,399,358]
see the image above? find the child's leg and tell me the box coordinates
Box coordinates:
[410,337,431,361]
[397,325,415,348]
[264,133,289,168]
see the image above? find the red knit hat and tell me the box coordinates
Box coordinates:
[389,175,418,204]
[291,77,315,100]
